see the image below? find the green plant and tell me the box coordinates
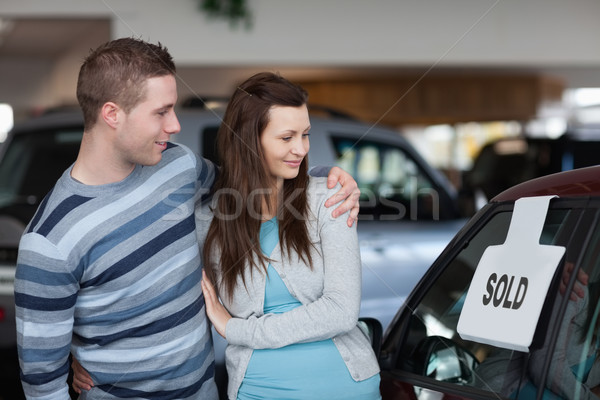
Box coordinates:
[199,0,252,28]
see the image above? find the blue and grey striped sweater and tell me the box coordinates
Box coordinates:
[15,143,218,399]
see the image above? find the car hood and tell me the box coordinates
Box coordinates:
[356,218,468,330]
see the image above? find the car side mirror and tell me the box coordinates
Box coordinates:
[358,317,383,359]
[415,336,479,385]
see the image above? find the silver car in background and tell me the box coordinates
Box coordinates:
[0,106,466,397]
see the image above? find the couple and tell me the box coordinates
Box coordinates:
[15,37,380,399]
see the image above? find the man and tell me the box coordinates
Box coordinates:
[15,37,359,399]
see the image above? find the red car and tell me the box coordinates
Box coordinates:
[376,166,600,399]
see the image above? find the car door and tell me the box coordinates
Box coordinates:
[378,197,600,399]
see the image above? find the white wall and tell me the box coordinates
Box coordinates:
[2,0,600,67]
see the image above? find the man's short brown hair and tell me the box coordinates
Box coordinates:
[76,37,176,129]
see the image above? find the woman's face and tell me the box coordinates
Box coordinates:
[260,105,310,183]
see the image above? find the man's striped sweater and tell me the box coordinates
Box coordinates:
[15,143,218,399]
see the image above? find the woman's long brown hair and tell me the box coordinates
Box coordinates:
[203,72,313,300]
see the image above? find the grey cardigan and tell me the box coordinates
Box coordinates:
[205,177,380,399]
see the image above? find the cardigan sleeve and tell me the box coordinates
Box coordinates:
[225,181,362,349]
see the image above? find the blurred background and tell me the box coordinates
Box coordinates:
[1,0,600,397]
[1,0,600,203]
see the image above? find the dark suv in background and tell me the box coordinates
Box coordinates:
[0,106,467,398]
[461,124,600,214]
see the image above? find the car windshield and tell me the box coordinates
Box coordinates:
[0,128,82,209]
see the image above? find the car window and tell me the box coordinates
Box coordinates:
[541,214,600,399]
[0,129,82,210]
[387,201,596,399]
[332,137,437,221]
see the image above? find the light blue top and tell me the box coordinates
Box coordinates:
[208,178,380,399]
[236,218,380,400]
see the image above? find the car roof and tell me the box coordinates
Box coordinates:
[10,110,84,134]
[492,165,600,202]
[177,106,409,142]
[10,107,400,139]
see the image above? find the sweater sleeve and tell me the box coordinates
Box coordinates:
[186,146,217,206]
[225,182,362,349]
[15,233,76,400]
[307,165,331,177]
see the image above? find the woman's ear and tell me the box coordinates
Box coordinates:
[101,102,120,129]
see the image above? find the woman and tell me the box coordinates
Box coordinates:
[201,72,381,400]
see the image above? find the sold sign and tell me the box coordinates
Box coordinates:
[482,273,528,309]
[457,195,565,352]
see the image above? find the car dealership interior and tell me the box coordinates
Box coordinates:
[1,1,600,399]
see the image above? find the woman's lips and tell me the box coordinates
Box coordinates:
[284,160,302,167]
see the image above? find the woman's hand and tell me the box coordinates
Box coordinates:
[559,262,588,301]
[201,269,232,339]
[71,356,94,394]
[324,166,360,227]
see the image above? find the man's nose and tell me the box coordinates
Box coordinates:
[166,113,181,135]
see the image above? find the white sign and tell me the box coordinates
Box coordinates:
[457,196,566,352]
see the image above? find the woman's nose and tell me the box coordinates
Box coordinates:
[291,137,309,156]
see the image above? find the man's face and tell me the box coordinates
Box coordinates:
[116,75,180,167]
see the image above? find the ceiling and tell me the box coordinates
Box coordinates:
[0,18,110,58]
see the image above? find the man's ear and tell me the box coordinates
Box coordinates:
[101,102,121,129]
